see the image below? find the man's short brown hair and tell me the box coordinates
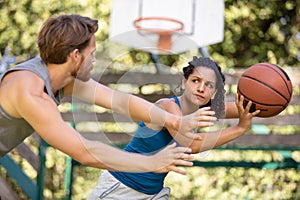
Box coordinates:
[38,14,98,64]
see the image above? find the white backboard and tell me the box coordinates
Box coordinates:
[109,0,224,54]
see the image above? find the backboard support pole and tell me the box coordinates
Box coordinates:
[150,53,163,74]
[199,46,210,57]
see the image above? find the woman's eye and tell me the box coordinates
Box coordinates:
[206,82,214,89]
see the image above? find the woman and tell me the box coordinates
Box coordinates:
[88,56,260,199]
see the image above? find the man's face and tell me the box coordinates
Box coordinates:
[75,35,96,81]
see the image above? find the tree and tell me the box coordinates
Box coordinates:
[0,0,84,62]
[210,0,299,69]
[0,0,298,69]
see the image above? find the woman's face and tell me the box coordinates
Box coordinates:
[182,66,217,107]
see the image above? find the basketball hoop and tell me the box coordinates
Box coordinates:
[133,17,184,51]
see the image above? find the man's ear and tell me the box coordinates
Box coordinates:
[69,49,81,62]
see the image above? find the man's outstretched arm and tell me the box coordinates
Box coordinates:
[68,79,217,140]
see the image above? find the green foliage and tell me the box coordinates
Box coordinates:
[164,150,300,200]
[166,166,300,200]
[0,0,299,199]
[86,0,112,42]
[0,0,84,59]
[71,166,100,199]
[1,0,298,70]
[210,0,299,69]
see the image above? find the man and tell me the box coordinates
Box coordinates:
[0,14,217,174]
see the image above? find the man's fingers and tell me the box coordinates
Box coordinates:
[166,166,187,175]
[156,144,194,175]
[196,116,216,130]
[173,146,193,155]
[198,116,217,122]
[173,159,194,167]
[168,156,194,175]
[173,148,194,160]
[165,143,193,154]
[198,106,212,111]
[196,107,215,116]
[167,142,177,149]
[195,108,217,127]
[198,121,214,127]
[168,145,195,162]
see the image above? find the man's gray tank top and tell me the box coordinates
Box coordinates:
[0,57,63,157]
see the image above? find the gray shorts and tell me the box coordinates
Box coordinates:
[88,170,170,200]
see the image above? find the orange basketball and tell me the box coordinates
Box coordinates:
[237,63,293,117]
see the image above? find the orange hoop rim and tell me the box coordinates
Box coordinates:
[133,17,184,35]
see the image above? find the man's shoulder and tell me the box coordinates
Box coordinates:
[15,57,43,67]
[8,57,48,84]
[0,68,46,119]
[5,70,45,93]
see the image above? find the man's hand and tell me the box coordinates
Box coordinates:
[177,107,217,140]
[152,143,194,175]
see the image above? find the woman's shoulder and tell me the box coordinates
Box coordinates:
[155,97,181,114]
[156,97,175,106]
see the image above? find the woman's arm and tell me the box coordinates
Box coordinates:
[191,95,260,153]
[162,94,260,153]
[225,101,239,118]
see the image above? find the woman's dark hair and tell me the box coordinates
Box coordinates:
[182,56,226,118]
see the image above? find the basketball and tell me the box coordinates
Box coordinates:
[237,63,293,117]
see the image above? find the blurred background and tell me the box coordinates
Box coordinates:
[0,0,299,199]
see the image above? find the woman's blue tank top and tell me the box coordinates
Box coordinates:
[109,96,182,195]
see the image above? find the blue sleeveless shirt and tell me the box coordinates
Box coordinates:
[109,96,182,195]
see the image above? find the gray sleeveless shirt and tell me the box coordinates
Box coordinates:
[0,57,63,157]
